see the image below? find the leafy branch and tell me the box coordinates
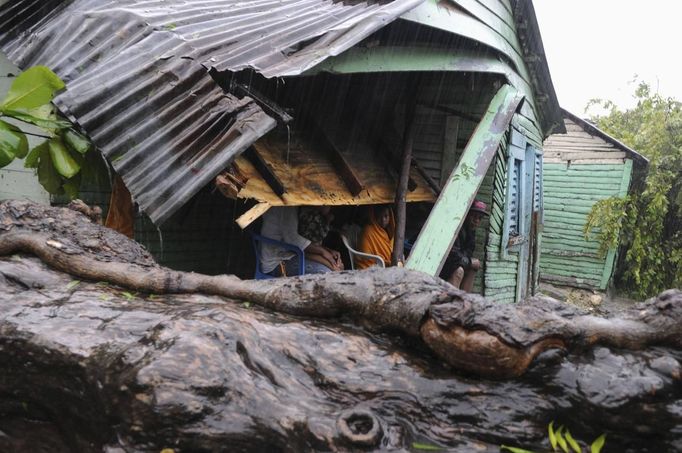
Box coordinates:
[0,66,93,198]
[584,82,682,297]
[500,421,606,453]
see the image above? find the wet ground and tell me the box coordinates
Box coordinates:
[537,282,639,316]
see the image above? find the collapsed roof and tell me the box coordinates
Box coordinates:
[0,0,561,224]
[0,0,424,224]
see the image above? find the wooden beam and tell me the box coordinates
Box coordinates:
[441,115,460,186]
[244,147,286,197]
[233,84,293,125]
[307,126,365,197]
[236,202,271,230]
[323,137,365,197]
[392,86,418,265]
[406,84,524,276]
[419,101,481,124]
[411,158,441,195]
[375,137,418,192]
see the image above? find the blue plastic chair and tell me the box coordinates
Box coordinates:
[403,239,414,257]
[251,233,306,279]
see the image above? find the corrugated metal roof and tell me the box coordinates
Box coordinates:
[0,0,424,224]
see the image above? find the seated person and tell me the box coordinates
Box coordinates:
[259,206,342,277]
[298,206,343,271]
[356,205,395,269]
[440,200,488,291]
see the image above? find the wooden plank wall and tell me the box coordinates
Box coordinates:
[449,0,548,301]
[482,130,519,303]
[411,75,498,293]
[540,118,629,289]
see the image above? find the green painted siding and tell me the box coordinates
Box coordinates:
[310,0,550,299]
[400,0,546,144]
[483,130,519,303]
[406,85,522,277]
[539,162,627,289]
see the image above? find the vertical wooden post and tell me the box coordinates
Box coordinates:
[392,83,418,266]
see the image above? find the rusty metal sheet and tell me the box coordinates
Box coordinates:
[0,0,425,224]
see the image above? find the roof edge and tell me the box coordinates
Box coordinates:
[561,108,649,167]
[510,0,564,136]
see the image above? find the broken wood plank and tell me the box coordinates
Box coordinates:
[406,84,524,276]
[236,202,272,230]
[226,135,436,207]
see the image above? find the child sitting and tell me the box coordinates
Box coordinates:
[356,205,395,269]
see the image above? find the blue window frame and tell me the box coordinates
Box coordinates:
[501,128,527,258]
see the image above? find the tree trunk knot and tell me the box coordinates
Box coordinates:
[336,408,383,447]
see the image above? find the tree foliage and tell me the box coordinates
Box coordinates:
[0,66,93,198]
[584,83,682,297]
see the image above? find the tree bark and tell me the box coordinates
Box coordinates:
[0,199,680,379]
[0,200,681,452]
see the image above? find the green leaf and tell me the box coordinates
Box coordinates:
[0,120,28,166]
[121,291,136,301]
[242,302,251,309]
[66,280,81,290]
[555,427,569,453]
[24,104,57,120]
[2,109,71,130]
[48,137,80,178]
[411,442,442,451]
[1,66,64,111]
[63,128,92,154]
[62,173,81,200]
[563,430,581,453]
[590,434,606,453]
[548,421,557,451]
[37,145,62,193]
[500,446,535,453]
[24,141,48,168]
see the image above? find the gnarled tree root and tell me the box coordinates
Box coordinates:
[0,199,680,378]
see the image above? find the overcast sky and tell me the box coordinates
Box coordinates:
[533,0,682,115]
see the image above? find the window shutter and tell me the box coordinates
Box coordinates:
[533,149,543,214]
[508,159,521,235]
[501,128,527,258]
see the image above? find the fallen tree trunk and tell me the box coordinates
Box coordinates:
[0,200,680,452]
[1,200,680,379]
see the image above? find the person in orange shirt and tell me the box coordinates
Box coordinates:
[356,205,395,269]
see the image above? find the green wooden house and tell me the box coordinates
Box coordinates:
[540,109,648,290]
[0,0,563,302]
